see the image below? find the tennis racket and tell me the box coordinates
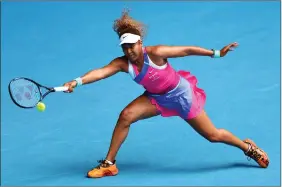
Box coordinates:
[8,77,68,108]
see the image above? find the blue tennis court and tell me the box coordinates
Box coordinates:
[1,1,280,186]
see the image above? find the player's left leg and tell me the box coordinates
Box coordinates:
[185,110,269,168]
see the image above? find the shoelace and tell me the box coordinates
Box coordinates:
[95,159,110,169]
[246,144,262,161]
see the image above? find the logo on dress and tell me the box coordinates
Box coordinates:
[149,71,159,81]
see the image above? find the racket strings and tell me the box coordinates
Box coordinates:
[9,79,41,108]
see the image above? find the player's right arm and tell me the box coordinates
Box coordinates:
[63,56,128,92]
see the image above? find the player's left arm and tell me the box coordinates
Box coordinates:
[147,42,238,59]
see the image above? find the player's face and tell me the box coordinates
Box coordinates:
[121,40,142,62]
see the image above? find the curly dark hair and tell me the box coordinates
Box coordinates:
[113,8,147,39]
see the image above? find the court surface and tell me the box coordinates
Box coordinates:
[1,1,281,186]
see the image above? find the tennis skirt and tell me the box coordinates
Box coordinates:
[144,70,206,120]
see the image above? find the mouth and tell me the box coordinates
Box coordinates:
[129,54,135,58]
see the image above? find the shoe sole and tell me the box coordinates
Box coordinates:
[87,170,118,178]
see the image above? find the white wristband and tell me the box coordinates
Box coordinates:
[212,50,221,58]
[74,77,83,87]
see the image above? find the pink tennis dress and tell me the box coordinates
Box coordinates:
[127,47,206,119]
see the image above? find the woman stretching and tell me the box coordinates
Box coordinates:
[63,9,269,178]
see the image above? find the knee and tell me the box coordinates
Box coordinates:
[206,129,225,143]
[118,108,136,126]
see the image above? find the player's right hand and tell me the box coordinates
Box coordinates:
[63,80,77,93]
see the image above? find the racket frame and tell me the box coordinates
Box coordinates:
[8,77,56,108]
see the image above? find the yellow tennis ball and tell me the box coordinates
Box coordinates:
[36,102,46,112]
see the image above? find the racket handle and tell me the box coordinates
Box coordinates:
[53,86,69,92]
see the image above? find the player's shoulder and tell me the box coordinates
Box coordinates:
[112,55,128,65]
[144,45,167,56]
[144,45,168,64]
[111,55,129,72]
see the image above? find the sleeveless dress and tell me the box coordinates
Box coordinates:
[127,47,206,119]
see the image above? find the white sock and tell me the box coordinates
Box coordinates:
[105,160,113,165]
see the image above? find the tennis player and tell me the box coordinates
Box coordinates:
[63,9,269,178]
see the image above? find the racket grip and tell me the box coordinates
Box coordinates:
[54,86,69,92]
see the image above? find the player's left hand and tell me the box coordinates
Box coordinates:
[220,42,239,57]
